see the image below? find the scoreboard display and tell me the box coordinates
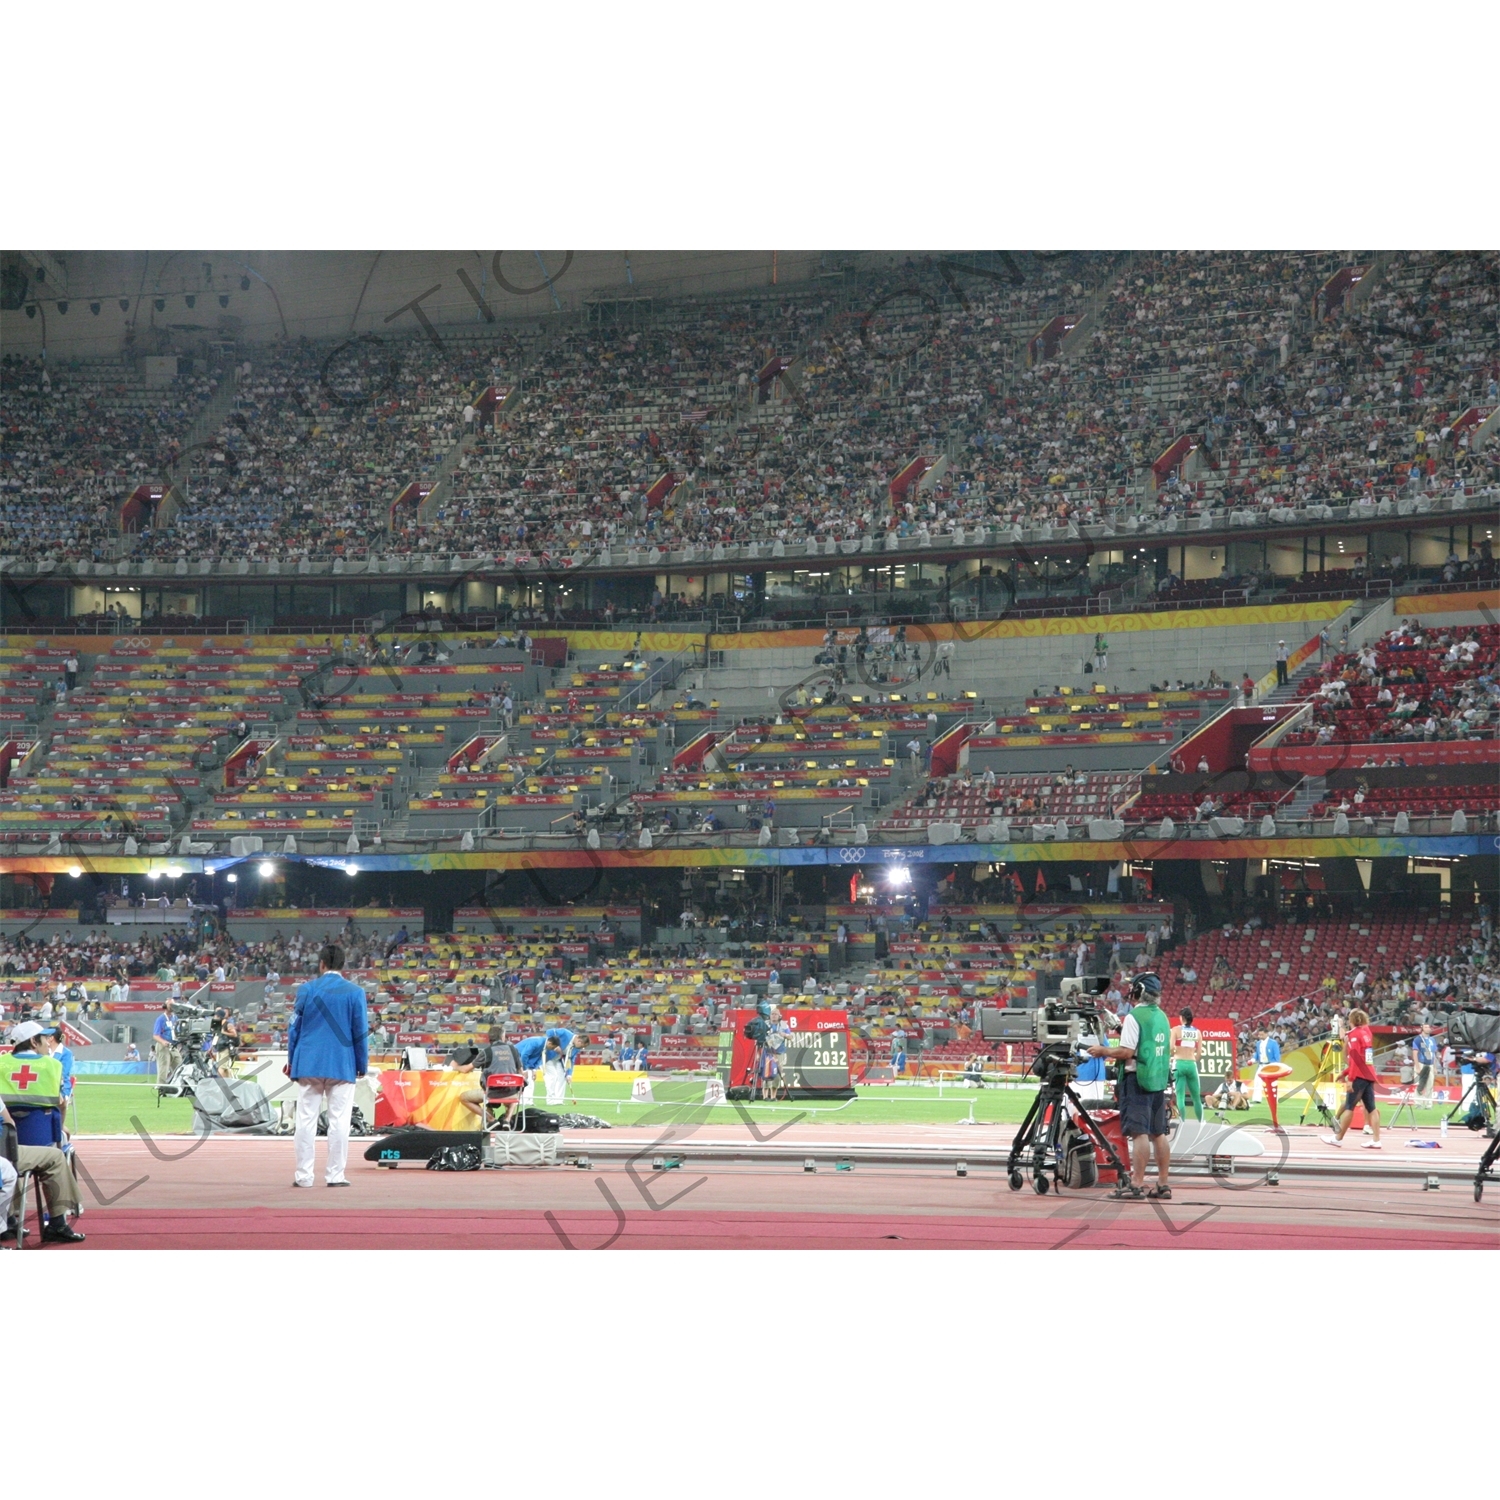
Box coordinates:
[1195,1019,1237,1091]
[781,1021,851,1090]
[729,1009,853,1095]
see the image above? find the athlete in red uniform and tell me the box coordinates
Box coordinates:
[1322,1007,1383,1149]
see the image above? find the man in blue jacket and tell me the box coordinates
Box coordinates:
[514,1027,578,1075]
[515,1026,579,1104]
[288,944,368,1189]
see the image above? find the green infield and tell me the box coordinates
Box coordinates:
[66,1075,1470,1136]
[70,1080,197,1135]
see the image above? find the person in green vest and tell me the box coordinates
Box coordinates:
[1086,972,1173,1200]
[1,1021,86,1244]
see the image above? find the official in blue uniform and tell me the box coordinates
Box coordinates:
[288,944,368,1188]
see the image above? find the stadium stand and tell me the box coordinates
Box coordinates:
[3,251,1495,584]
[2,252,1496,1117]
[1281,621,1498,746]
[1156,910,1487,1029]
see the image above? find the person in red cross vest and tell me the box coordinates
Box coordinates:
[2,1021,85,1244]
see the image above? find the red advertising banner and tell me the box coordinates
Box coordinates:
[227,908,421,921]
[1247,739,1499,773]
[453,906,638,920]
[350,663,524,677]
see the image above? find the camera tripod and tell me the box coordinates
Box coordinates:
[1446,1057,1497,1137]
[1476,1128,1499,1202]
[1294,1037,1344,1131]
[1006,1049,1129,1195]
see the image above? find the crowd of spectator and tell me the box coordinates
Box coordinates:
[0,911,408,994]
[131,338,491,565]
[1253,929,1499,1053]
[0,353,221,560]
[1284,619,1499,746]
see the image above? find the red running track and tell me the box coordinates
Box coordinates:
[38,1134,1499,1250]
[72,1206,1490,1251]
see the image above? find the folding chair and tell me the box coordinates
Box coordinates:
[5,1160,52,1250]
[2,1118,52,1251]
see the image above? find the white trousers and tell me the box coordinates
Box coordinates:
[0,1157,15,1223]
[293,1077,355,1185]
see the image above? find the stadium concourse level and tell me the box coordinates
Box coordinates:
[4,595,1500,853]
[9,621,1191,854]
[0,252,1495,590]
[0,633,547,854]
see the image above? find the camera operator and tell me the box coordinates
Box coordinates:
[1087,973,1173,1200]
[152,999,178,1087]
[208,1005,241,1074]
[760,1005,789,1101]
[453,1026,519,1127]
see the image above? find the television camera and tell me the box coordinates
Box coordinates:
[175,1005,214,1049]
[155,1001,215,1098]
[985,979,1114,1075]
[1442,1008,1499,1200]
[998,978,1130,1194]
